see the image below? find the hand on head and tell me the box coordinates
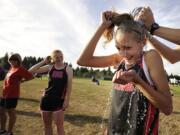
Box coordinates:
[44,56,52,64]
[135,6,155,30]
[102,11,114,28]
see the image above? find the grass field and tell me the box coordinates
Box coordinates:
[0,78,180,135]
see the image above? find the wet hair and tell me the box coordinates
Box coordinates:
[9,53,22,66]
[51,50,63,63]
[103,12,145,43]
[116,20,146,42]
[130,7,143,18]
[130,7,145,27]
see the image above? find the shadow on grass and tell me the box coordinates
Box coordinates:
[16,110,108,125]
[19,97,40,103]
[65,114,108,126]
[173,111,180,115]
[16,110,41,117]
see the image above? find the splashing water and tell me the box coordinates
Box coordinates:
[98,90,113,135]
[126,91,138,134]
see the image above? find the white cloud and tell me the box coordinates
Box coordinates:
[0,0,96,65]
[165,62,180,75]
[0,0,179,75]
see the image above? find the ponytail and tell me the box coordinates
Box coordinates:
[103,13,133,43]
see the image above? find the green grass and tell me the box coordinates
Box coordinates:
[170,85,180,95]
[0,78,180,135]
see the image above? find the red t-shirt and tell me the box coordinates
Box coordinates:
[2,66,33,98]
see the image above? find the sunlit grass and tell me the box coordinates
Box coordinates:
[0,78,179,135]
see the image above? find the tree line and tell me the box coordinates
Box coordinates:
[1,53,180,83]
[0,53,113,80]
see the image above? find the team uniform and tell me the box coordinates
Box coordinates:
[0,66,33,109]
[108,55,159,135]
[40,65,68,111]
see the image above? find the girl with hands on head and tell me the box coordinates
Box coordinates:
[29,50,73,135]
[78,11,172,135]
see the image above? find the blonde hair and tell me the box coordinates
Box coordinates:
[51,50,63,63]
[103,12,145,43]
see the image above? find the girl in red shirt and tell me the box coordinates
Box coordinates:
[0,53,33,135]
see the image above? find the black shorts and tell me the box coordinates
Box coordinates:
[0,98,18,109]
[40,96,64,111]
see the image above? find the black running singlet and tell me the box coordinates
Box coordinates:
[40,65,68,111]
[108,58,159,135]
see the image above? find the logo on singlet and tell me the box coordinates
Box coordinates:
[52,71,63,78]
[113,83,135,92]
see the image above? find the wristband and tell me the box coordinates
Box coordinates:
[150,22,159,35]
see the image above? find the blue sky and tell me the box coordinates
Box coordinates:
[0,0,180,75]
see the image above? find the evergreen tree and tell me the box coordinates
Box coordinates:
[0,53,10,70]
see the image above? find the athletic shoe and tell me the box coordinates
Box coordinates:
[1,132,13,135]
[0,130,7,135]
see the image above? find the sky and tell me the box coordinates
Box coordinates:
[0,0,180,75]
